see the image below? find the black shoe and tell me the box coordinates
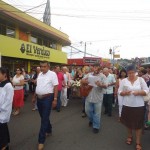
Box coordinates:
[81,112,87,118]
[108,114,112,117]
[93,128,99,133]
[57,109,60,112]
[104,111,108,114]
[89,121,92,127]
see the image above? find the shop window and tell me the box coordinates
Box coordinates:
[52,43,57,49]
[6,27,15,38]
[38,38,43,45]
[43,39,49,47]
[50,43,53,48]
[50,43,57,49]
[0,24,6,35]
[31,36,37,43]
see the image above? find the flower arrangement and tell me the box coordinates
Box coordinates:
[71,80,81,87]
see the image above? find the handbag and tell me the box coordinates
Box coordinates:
[139,77,150,102]
[80,83,93,97]
[143,92,150,102]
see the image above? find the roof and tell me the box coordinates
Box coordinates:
[0,1,71,46]
[140,62,150,67]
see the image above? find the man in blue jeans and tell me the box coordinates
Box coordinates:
[82,63,107,133]
[36,61,58,150]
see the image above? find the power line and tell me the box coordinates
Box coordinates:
[2,1,150,16]
[24,3,46,13]
[1,8,150,22]
[69,46,99,57]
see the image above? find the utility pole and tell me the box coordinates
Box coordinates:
[84,42,86,57]
[113,47,115,67]
[43,0,51,26]
[70,47,72,58]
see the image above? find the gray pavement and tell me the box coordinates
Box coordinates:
[9,95,150,150]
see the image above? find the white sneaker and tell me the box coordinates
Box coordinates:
[64,101,68,107]
[112,104,116,107]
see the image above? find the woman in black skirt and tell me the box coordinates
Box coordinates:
[0,67,14,150]
[118,65,149,150]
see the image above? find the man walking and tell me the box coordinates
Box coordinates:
[103,68,116,117]
[54,65,64,112]
[36,61,58,150]
[82,63,107,133]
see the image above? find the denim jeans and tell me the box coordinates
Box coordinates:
[37,94,53,144]
[56,91,61,111]
[85,101,102,129]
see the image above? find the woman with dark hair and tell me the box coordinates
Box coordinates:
[12,68,24,115]
[0,67,14,150]
[115,69,127,120]
[118,65,149,150]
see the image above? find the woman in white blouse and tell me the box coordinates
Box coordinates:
[0,67,14,150]
[118,65,149,150]
[12,68,24,115]
[115,69,127,120]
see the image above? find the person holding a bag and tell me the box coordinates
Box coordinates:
[118,64,149,150]
[82,63,107,134]
[80,66,90,118]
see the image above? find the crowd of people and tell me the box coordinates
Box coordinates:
[0,61,150,150]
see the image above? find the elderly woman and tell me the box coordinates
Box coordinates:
[118,65,149,150]
[82,63,107,133]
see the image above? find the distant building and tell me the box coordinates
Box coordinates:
[68,57,102,66]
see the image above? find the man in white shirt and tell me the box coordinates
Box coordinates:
[36,61,58,150]
[103,68,116,117]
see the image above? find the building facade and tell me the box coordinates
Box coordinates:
[68,57,102,66]
[0,1,71,73]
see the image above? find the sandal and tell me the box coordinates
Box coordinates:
[126,136,133,145]
[136,144,142,150]
[13,111,20,116]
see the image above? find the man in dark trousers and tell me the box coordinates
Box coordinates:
[35,61,58,150]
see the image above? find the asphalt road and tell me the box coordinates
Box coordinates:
[8,95,150,150]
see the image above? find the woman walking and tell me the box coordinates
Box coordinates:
[115,69,127,120]
[118,65,149,150]
[12,68,24,115]
[0,67,14,150]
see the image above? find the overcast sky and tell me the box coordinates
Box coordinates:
[3,0,150,59]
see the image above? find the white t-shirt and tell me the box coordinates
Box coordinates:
[36,70,58,95]
[118,77,149,107]
[104,73,116,94]
[12,75,24,90]
[0,83,14,123]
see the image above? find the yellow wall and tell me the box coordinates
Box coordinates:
[56,44,62,51]
[0,35,67,64]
